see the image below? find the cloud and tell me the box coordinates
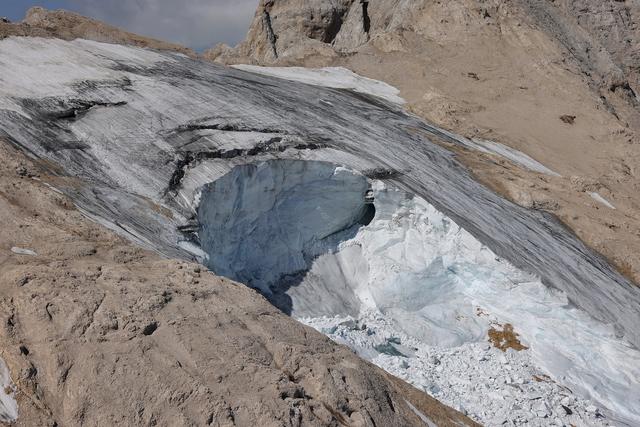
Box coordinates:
[69,0,258,50]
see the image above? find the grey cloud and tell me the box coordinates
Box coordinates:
[69,0,258,50]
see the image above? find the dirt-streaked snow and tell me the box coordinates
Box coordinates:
[231,65,406,105]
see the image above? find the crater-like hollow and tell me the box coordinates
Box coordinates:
[198,159,374,310]
[196,159,640,425]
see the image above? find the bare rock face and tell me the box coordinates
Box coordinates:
[515,0,640,116]
[221,0,639,103]
[209,0,374,64]
[218,0,640,125]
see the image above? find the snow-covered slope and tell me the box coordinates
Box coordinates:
[1,36,640,425]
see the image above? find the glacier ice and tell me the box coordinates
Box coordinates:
[197,160,640,425]
[197,160,370,294]
[1,37,638,356]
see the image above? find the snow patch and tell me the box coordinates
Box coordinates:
[11,247,37,256]
[424,125,560,176]
[470,138,561,177]
[405,399,437,427]
[0,358,17,423]
[590,192,616,209]
[232,65,406,105]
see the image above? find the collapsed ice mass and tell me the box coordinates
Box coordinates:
[195,160,640,424]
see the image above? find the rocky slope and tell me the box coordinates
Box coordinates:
[213,0,640,284]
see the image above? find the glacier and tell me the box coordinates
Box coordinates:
[231,65,406,105]
[229,66,559,177]
[0,37,639,425]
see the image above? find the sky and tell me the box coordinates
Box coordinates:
[3,0,258,51]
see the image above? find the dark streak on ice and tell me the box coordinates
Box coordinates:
[19,97,127,121]
[164,138,328,195]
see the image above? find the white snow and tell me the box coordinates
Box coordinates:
[427,125,561,176]
[590,192,616,209]
[10,247,37,256]
[232,65,406,105]
[469,138,562,177]
[405,399,437,427]
[0,358,17,423]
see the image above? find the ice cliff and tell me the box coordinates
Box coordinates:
[198,160,370,291]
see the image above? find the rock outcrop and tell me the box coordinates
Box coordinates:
[216,0,639,107]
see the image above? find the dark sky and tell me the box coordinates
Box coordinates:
[3,0,258,51]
